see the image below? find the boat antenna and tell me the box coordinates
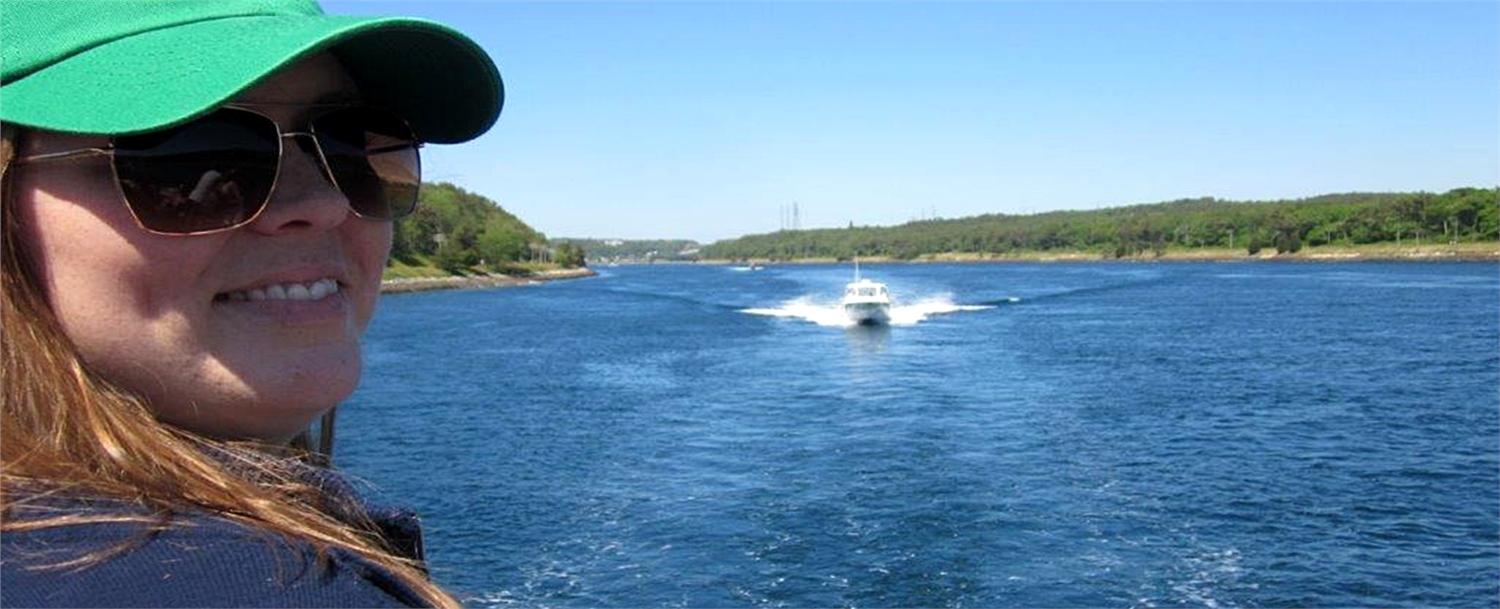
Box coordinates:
[854,256,860,281]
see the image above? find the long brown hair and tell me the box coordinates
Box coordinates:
[0,123,460,608]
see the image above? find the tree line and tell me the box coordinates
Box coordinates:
[549,238,703,262]
[391,182,585,272]
[700,188,1497,260]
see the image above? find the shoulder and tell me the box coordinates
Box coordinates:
[1,499,428,608]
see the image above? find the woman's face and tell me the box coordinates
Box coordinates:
[13,53,393,442]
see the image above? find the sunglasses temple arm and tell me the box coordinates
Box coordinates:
[14,147,112,165]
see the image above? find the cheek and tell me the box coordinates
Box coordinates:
[15,172,133,292]
[344,218,392,328]
[16,180,225,357]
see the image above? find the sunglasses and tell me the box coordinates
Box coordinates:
[16,104,422,235]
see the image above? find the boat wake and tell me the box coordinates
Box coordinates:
[742,295,1001,328]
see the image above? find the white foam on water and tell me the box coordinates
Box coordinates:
[741,296,853,327]
[888,297,994,326]
[741,294,994,328]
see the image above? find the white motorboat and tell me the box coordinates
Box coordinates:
[842,260,891,325]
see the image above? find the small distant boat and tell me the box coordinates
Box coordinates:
[842,259,890,325]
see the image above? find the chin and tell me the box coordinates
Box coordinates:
[204,349,365,442]
[215,382,358,443]
[268,354,364,411]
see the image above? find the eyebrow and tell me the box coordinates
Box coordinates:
[232,90,366,124]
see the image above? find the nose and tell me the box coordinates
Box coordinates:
[244,134,350,236]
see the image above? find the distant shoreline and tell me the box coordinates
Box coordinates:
[380,267,596,295]
[687,243,1499,265]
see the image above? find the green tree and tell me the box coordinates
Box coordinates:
[555,243,587,267]
[1275,230,1302,254]
[476,219,528,268]
[434,237,470,273]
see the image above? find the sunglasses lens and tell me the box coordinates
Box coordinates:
[113,109,279,234]
[312,107,421,220]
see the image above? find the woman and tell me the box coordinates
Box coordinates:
[1,1,502,606]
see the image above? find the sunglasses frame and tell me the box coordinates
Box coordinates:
[15,103,424,236]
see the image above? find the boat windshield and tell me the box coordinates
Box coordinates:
[846,283,889,299]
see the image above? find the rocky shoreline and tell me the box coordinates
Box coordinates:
[380,267,596,294]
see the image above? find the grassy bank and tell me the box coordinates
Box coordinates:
[383,254,450,279]
[381,255,594,294]
[384,254,588,280]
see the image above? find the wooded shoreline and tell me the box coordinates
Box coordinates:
[695,242,1500,265]
[700,189,1498,262]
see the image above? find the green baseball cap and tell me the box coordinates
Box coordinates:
[0,0,502,144]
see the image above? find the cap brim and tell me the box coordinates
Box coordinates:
[0,14,502,144]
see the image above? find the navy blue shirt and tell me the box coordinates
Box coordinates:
[2,481,432,607]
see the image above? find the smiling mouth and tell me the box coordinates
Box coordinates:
[214,278,342,303]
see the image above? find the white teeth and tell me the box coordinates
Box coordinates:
[308,279,333,299]
[223,279,340,303]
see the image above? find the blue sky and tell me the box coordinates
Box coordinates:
[327,1,1498,243]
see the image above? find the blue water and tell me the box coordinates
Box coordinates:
[340,262,1500,608]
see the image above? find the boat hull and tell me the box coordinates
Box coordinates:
[844,302,891,325]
